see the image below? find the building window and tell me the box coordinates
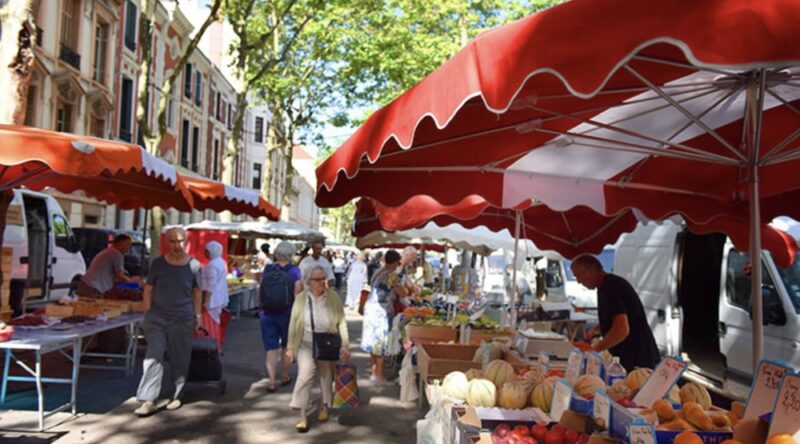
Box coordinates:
[24,85,38,126]
[194,71,202,107]
[252,163,262,190]
[59,0,81,69]
[124,1,137,51]
[212,139,220,180]
[180,119,190,168]
[227,104,232,129]
[209,87,216,117]
[215,92,221,120]
[56,102,74,133]
[119,76,134,142]
[93,22,109,84]
[191,126,199,171]
[167,87,176,130]
[184,63,193,99]
[254,117,264,143]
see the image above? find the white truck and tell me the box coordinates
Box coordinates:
[613,221,800,379]
[3,189,86,312]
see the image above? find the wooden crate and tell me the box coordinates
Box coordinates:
[406,324,458,344]
[417,344,482,382]
[74,303,104,317]
[45,304,75,318]
[467,328,514,345]
[130,301,147,313]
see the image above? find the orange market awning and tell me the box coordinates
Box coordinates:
[180,175,280,220]
[0,125,194,211]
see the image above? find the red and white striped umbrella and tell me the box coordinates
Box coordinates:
[316,0,800,368]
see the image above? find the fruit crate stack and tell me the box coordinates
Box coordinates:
[1,247,12,322]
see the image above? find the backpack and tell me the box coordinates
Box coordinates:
[259,263,295,311]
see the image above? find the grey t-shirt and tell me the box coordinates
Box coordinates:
[146,256,202,321]
[83,247,124,293]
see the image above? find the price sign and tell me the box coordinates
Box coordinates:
[632,356,687,408]
[767,372,800,441]
[744,360,794,420]
[586,352,604,378]
[593,391,611,429]
[565,349,584,384]
[628,421,656,444]
[550,379,573,421]
[538,351,550,375]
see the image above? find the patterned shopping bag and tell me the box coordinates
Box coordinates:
[332,363,360,408]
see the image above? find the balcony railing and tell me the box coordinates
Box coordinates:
[59,43,81,70]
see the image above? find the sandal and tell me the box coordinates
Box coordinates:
[281,377,292,386]
[295,419,309,433]
[266,384,277,393]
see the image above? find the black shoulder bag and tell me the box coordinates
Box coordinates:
[308,295,341,361]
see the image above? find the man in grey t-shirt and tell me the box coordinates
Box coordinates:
[78,234,140,297]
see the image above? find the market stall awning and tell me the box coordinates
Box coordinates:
[185,220,324,241]
[0,125,193,211]
[180,175,280,220]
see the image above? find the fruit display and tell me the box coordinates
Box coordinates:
[9,314,48,327]
[474,341,505,363]
[466,368,485,381]
[490,421,591,444]
[531,379,555,412]
[498,381,530,409]
[466,378,497,407]
[103,286,143,301]
[625,367,653,392]
[485,360,516,388]
[402,306,435,319]
[572,375,606,398]
[443,371,469,400]
[679,382,712,410]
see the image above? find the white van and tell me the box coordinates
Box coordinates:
[3,189,86,311]
[614,221,800,378]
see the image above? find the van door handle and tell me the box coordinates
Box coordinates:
[52,257,57,264]
[718,322,727,336]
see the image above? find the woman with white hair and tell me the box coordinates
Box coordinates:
[259,241,303,393]
[201,240,229,350]
[345,251,368,309]
[287,265,349,433]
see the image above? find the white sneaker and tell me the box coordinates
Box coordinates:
[165,399,182,410]
[134,401,158,417]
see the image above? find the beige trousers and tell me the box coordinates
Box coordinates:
[290,340,335,410]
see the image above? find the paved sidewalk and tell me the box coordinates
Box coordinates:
[0,307,419,443]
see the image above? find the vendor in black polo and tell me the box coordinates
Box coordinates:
[570,254,659,371]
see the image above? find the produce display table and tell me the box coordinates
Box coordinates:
[228,285,258,318]
[0,313,143,431]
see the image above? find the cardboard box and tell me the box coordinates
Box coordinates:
[733,418,769,444]
[451,406,552,444]
[514,331,574,359]
[407,324,458,344]
[417,344,481,381]
[656,430,733,444]
[103,307,123,319]
[45,304,75,318]
[610,402,642,441]
[130,301,147,313]
[74,303,103,317]
[570,395,594,415]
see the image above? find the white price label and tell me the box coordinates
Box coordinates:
[550,379,573,421]
[767,372,800,441]
[593,391,611,429]
[538,351,550,375]
[446,295,461,304]
[628,422,656,444]
[566,350,583,384]
[586,352,603,377]
[632,356,686,408]
[744,360,794,420]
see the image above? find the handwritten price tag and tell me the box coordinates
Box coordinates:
[628,421,656,444]
[538,351,550,375]
[633,356,686,408]
[550,379,573,421]
[593,391,611,429]
[586,352,604,378]
[744,360,794,420]
[566,349,584,384]
[767,372,800,441]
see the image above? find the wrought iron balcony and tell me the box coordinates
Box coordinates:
[59,43,81,70]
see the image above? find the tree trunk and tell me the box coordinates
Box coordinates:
[0,0,34,125]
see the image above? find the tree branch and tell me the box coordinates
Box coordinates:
[244,0,301,52]
[245,12,314,90]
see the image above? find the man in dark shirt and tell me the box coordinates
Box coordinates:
[570,255,659,371]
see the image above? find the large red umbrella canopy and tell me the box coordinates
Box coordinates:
[353,196,797,266]
[180,175,280,220]
[316,0,800,229]
[0,125,194,211]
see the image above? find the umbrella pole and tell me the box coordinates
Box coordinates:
[141,208,149,276]
[511,210,521,329]
[748,70,767,371]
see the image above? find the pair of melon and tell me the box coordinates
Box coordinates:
[441,370,499,407]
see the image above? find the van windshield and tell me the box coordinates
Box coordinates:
[776,254,800,314]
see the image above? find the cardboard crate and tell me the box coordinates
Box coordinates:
[74,303,104,317]
[417,344,481,381]
[656,430,733,444]
[130,301,147,313]
[406,324,458,344]
[467,328,514,345]
[450,406,552,444]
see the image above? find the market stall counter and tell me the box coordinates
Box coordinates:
[0,312,143,431]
